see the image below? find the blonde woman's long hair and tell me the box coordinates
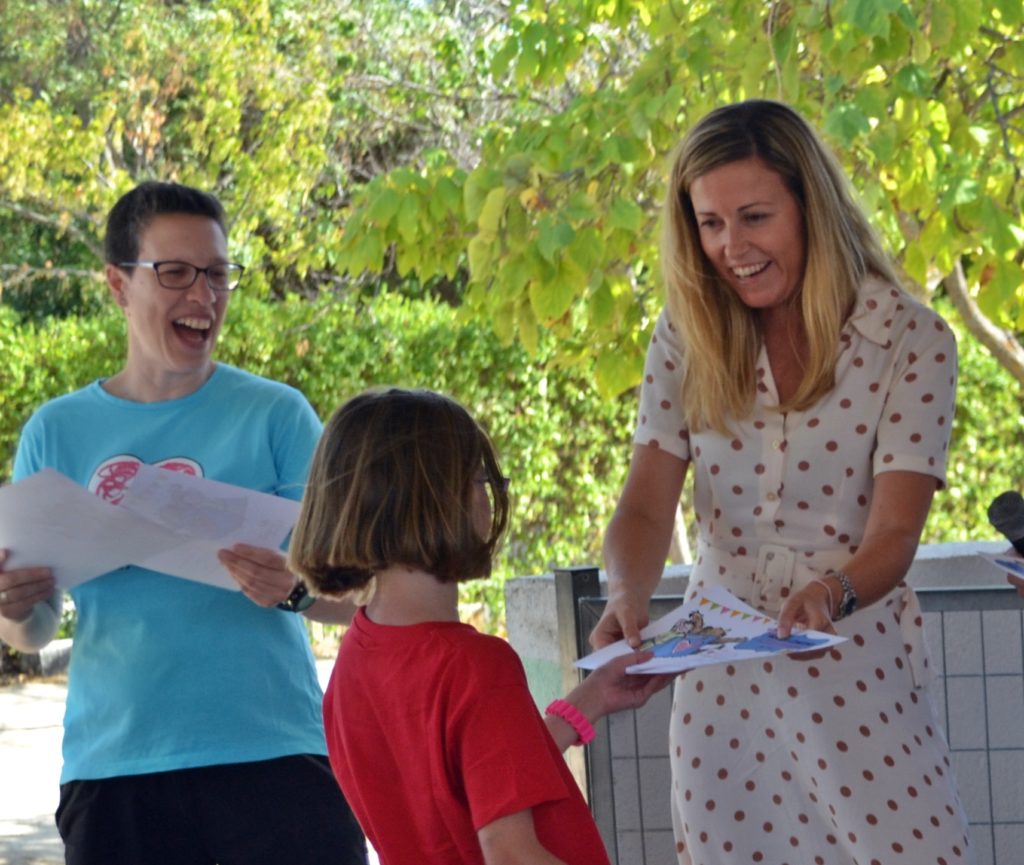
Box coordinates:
[662,100,899,434]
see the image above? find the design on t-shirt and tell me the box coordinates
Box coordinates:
[88,455,202,505]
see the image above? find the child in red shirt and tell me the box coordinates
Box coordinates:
[290,387,670,865]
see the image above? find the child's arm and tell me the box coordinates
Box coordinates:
[477,809,568,865]
[544,651,673,752]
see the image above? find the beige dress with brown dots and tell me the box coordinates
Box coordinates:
[635,277,974,865]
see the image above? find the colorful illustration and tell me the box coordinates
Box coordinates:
[577,586,846,675]
[640,610,741,658]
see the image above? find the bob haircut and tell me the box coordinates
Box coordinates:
[105,180,227,266]
[289,388,510,596]
[662,99,899,433]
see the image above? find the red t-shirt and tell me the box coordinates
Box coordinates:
[323,608,611,865]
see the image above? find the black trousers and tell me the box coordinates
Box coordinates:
[56,755,367,865]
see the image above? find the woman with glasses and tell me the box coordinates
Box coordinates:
[0,181,367,865]
[591,101,973,864]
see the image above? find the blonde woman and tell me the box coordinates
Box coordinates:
[591,101,974,865]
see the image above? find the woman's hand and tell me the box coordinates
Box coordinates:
[0,549,56,622]
[776,580,836,640]
[217,543,297,607]
[589,589,651,650]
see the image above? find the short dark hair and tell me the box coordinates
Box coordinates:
[289,388,510,596]
[104,181,227,265]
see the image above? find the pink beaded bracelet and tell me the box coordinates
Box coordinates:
[544,698,596,746]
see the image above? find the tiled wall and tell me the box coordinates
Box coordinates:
[579,588,1023,865]
[923,602,1024,865]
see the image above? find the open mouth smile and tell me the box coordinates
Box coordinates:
[173,316,213,343]
[732,262,770,279]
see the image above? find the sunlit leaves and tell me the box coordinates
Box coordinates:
[0,0,1022,394]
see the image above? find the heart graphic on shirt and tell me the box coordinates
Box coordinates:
[88,455,202,505]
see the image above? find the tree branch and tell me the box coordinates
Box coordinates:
[943,258,1024,387]
[0,199,104,261]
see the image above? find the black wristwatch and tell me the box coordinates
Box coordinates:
[277,581,316,613]
[828,569,858,620]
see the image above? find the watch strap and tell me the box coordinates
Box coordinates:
[277,581,315,613]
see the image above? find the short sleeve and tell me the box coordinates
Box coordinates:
[634,309,691,462]
[12,411,45,482]
[451,642,573,832]
[269,390,323,502]
[873,308,957,486]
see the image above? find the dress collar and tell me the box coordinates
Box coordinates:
[844,276,907,348]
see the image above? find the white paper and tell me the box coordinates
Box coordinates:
[0,469,182,589]
[0,466,301,592]
[978,550,1024,580]
[577,586,846,674]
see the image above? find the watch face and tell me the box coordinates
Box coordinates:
[293,590,316,612]
[279,583,315,612]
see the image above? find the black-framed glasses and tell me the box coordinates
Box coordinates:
[119,260,245,292]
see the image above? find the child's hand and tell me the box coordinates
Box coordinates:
[545,652,674,752]
[568,651,674,721]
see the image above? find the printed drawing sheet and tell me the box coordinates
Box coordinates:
[577,586,846,674]
[0,465,300,592]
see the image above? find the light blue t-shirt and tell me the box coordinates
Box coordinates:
[14,364,327,783]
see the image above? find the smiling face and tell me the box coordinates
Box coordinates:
[106,213,230,401]
[689,156,807,313]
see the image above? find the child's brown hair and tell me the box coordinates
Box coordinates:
[289,388,510,595]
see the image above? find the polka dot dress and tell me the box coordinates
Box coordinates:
[636,278,974,864]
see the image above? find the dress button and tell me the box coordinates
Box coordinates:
[772,440,783,450]
[766,492,778,502]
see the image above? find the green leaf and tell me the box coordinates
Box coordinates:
[823,103,871,145]
[595,348,642,398]
[467,234,494,279]
[478,187,508,236]
[589,280,615,329]
[529,268,575,322]
[978,259,1023,321]
[608,197,644,232]
[563,191,599,223]
[537,219,576,263]
[367,187,401,227]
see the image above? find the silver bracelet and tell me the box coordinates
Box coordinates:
[810,578,835,620]
[826,568,859,620]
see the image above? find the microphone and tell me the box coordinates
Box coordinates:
[988,491,1024,556]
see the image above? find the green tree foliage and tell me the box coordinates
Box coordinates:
[338,0,1024,395]
[3,2,1020,383]
[0,0,498,307]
